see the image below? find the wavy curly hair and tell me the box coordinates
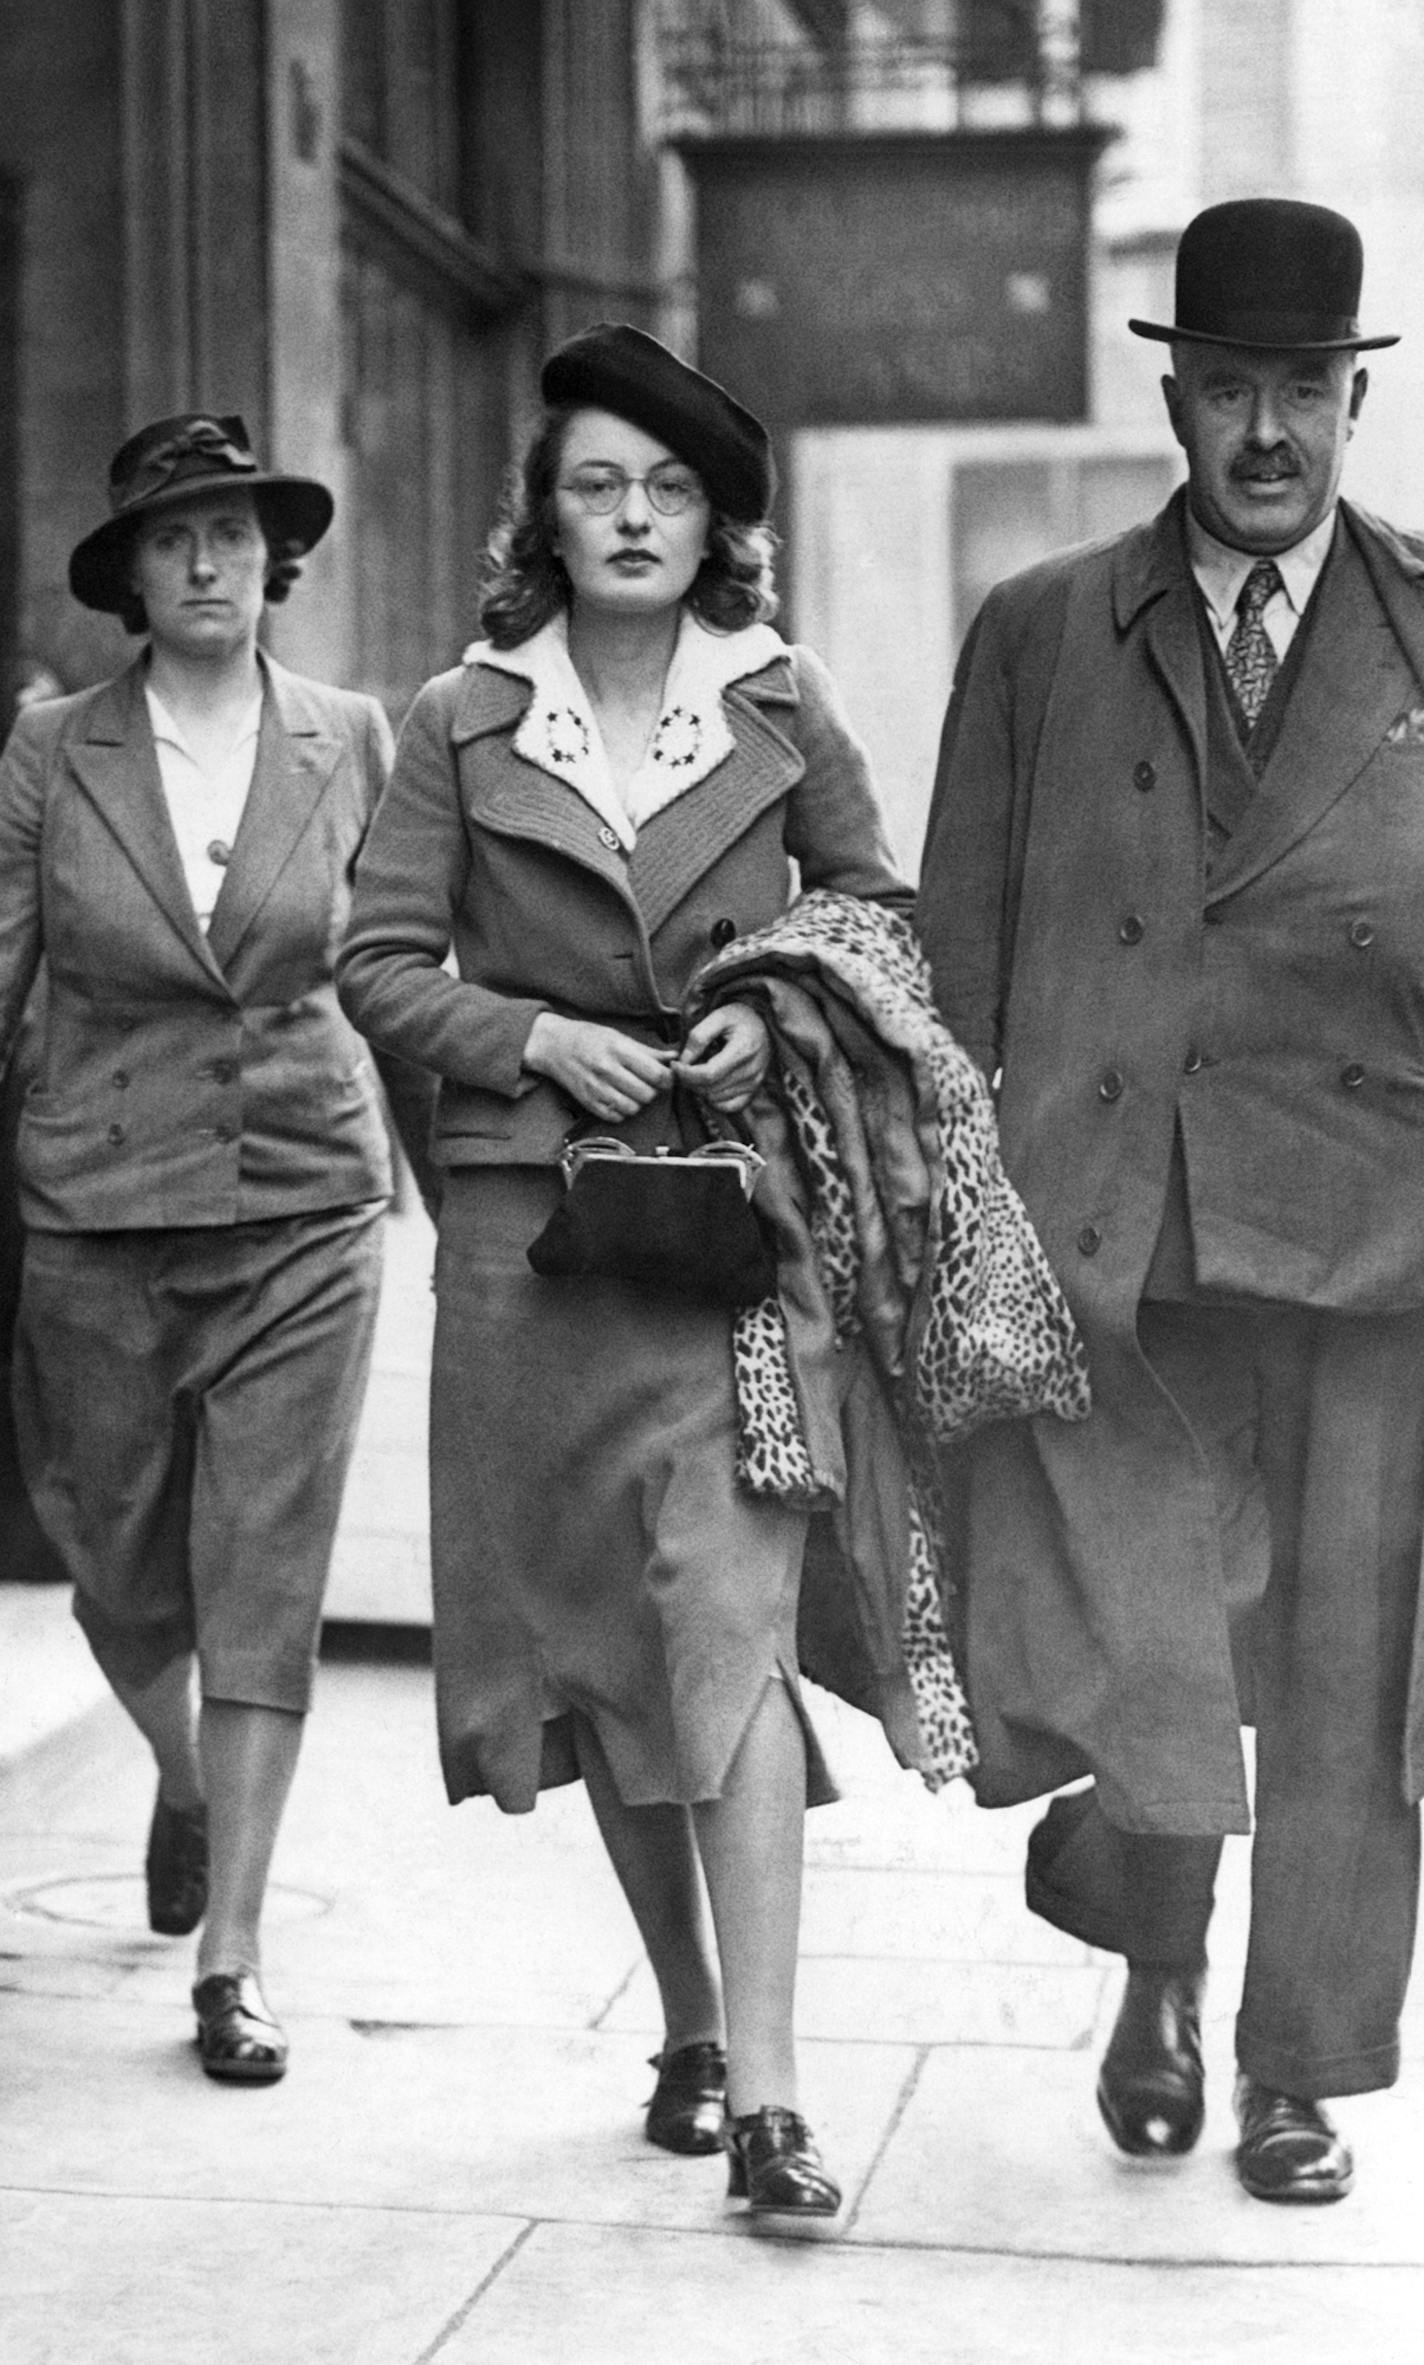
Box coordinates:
[115,490,308,636]
[478,405,779,650]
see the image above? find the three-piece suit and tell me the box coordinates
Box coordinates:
[917,490,1424,2097]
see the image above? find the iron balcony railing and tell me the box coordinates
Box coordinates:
[657,8,1087,139]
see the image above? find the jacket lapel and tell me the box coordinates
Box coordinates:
[1206,511,1422,900]
[631,660,802,937]
[451,654,805,937]
[205,659,342,971]
[453,667,636,904]
[64,660,227,985]
[1114,495,1209,791]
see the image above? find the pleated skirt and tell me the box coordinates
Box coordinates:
[428,1166,833,1813]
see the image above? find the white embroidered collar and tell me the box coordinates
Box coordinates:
[464,609,785,848]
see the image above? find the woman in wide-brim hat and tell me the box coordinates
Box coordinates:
[0,411,436,2083]
[338,324,910,2225]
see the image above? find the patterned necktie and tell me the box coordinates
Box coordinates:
[1224,558,1285,727]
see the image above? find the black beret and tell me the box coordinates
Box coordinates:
[540,323,776,523]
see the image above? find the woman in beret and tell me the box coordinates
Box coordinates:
[0,414,435,2084]
[339,324,907,2224]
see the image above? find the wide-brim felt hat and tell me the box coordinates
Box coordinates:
[1129,198,1398,352]
[69,412,335,614]
[540,323,776,523]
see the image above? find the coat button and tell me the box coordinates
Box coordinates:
[710,916,737,948]
[206,838,232,867]
[1183,1047,1203,1075]
[1098,1067,1124,1102]
[1348,919,1375,948]
[111,1069,129,1089]
[597,825,620,851]
[1340,1062,1366,1089]
[1133,760,1156,791]
[1077,1223,1102,1256]
[1118,915,1145,945]
[107,1122,125,1146]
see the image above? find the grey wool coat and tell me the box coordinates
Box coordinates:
[917,491,1424,1834]
[336,637,908,1163]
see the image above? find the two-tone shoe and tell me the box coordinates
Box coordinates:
[725,2107,841,2225]
[645,2040,727,2154]
[192,1971,288,2085]
[1096,1963,1206,2158]
[1234,2075,1354,2203]
[145,1792,208,1936]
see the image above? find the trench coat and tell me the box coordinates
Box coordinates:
[0,654,412,1229]
[917,491,1424,1833]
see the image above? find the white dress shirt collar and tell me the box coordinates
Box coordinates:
[1185,505,1337,641]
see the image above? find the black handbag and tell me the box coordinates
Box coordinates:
[526,1131,778,1306]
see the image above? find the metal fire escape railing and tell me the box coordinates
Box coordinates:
[656,6,1087,139]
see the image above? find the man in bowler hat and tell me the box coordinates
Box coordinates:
[918,199,1424,2201]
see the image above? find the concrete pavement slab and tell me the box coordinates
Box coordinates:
[852,2035,1424,2266]
[0,1986,914,2238]
[797,1864,1096,1966]
[605,1948,1111,2049]
[0,2190,521,2365]
[4,1630,1424,2357]
[0,1582,105,1771]
[429,2220,1424,2365]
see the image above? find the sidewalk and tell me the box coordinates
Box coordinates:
[3,1217,1423,2363]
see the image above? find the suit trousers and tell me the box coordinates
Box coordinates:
[14,1205,383,1712]
[1027,1298,1424,2100]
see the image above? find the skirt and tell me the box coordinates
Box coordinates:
[429,1166,834,1812]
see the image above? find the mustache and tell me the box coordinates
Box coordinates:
[1231,448,1300,481]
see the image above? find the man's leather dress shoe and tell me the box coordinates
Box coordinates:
[1096,1964,1205,2157]
[1234,2075,1354,2203]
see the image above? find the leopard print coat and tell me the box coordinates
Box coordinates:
[689,891,1091,1789]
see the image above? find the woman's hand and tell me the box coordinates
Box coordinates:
[522,1013,675,1122]
[674,1001,771,1114]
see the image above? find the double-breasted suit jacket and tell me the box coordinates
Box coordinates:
[337,632,908,1159]
[917,491,1424,1830]
[0,655,398,1230]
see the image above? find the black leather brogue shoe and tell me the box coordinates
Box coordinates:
[1234,2075,1354,2203]
[1096,1963,1206,2158]
[644,2040,727,2154]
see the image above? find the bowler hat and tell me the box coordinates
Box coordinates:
[69,413,335,614]
[1128,199,1398,352]
[540,323,776,523]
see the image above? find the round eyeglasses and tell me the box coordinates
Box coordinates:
[557,463,706,517]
